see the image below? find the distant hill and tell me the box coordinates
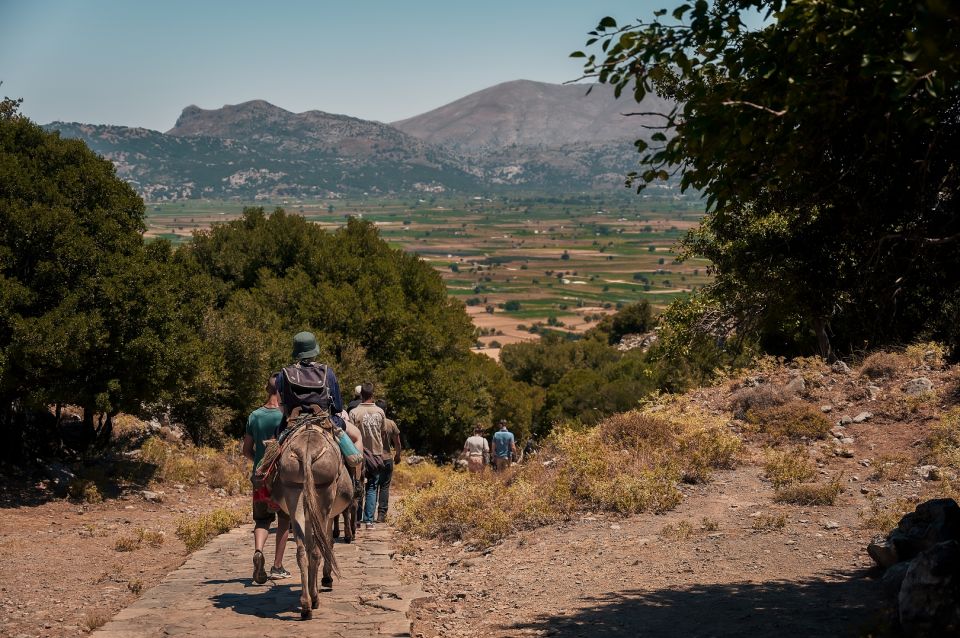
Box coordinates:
[46,82,677,200]
[392,79,670,151]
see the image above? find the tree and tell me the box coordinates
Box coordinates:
[577,1,960,357]
[0,101,201,453]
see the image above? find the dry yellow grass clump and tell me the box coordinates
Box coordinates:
[397,408,742,547]
[929,408,960,470]
[175,508,247,552]
[774,478,842,506]
[763,447,816,488]
[391,457,447,491]
[747,400,833,440]
[141,436,249,495]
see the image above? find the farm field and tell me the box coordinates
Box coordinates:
[147,195,710,357]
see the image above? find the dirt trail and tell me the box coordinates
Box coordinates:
[400,467,884,637]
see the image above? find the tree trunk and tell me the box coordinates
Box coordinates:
[812,317,833,361]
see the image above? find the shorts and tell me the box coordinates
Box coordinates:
[252,478,288,525]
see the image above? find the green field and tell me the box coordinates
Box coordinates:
[147,195,710,348]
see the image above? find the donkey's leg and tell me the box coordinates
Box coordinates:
[288,490,312,620]
[309,542,322,608]
[321,515,335,589]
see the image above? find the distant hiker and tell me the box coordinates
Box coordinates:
[347,385,362,413]
[462,425,490,473]
[376,399,402,522]
[242,373,290,583]
[350,382,386,530]
[491,419,516,472]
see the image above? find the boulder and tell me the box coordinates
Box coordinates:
[141,490,164,503]
[831,360,851,374]
[904,377,934,396]
[882,560,911,598]
[869,537,901,569]
[917,465,942,481]
[853,411,873,423]
[889,499,960,564]
[785,375,806,395]
[453,459,468,472]
[898,540,960,637]
[405,455,426,466]
[867,384,882,400]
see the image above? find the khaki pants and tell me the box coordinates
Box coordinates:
[466,455,485,473]
[493,457,510,472]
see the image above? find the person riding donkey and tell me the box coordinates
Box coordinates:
[256,331,360,618]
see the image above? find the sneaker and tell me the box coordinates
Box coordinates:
[365,522,375,530]
[375,514,387,524]
[269,565,291,580]
[252,550,267,584]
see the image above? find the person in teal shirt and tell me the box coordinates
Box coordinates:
[242,374,290,583]
[491,419,516,472]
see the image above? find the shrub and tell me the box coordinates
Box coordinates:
[751,513,787,532]
[860,498,913,533]
[127,579,144,595]
[870,454,913,481]
[774,479,842,506]
[904,341,947,368]
[929,408,960,470]
[140,436,249,494]
[747,401,832,440]
[83,610,111,632]
[729,385,785,418]
[68,478,103,504]
[114,535,140,552]
[176,508,246,552]
[660,520,694,540]
[392,458,446,491]
[860,351,908,379]
[763,447,816,488]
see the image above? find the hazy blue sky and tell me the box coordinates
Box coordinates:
[1,0,668,130]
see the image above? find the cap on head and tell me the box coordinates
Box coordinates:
[291,331,320,360]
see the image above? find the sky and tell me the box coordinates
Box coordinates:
[0,0,668,131]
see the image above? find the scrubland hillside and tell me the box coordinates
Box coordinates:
[394,345,960,637]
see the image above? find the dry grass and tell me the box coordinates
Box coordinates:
[774,478,842,506]
[175,508,246,552]
[763,447,816,488]
[660,520,695,540]
[701,517,719,531]
[392,457,447,491]
[729,385,786,418]
[904,341,947,368]
[127,578,144,595]
[141,437,249,495]
[83,609,111,631]
[860,497,913,533]
[870,454,913,482]
[68,478,104,504]
[747,401,833,440]
[398,408,739,547]
[114,527,166,552]
[929,408,960,470]
[860,351,909,380]
[751,513,787,532]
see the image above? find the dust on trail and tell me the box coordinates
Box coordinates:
[93,524,424,638]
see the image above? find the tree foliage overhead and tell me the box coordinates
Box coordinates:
[577,1,960,356]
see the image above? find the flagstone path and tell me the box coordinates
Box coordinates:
[93,523,425,638]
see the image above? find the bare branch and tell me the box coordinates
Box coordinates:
[721,100,787,117]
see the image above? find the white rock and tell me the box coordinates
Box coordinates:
[853,412,873,423]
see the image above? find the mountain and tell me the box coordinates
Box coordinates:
[46,82,677,199]
[392,79,671,151]
[48,101,479,200]
[392,80,672,189]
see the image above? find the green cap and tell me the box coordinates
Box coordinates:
[291,331,320,360]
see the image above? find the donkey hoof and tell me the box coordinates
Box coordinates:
[311,597,320,610]
[343,535,353,544]
[301,608,312,620]
[321,576,333,588]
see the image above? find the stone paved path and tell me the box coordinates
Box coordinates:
[94,523,425,638]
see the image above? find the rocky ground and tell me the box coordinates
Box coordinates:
[396,352,960,637]
[0,472,246,637]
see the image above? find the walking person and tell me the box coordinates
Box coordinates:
[491,419,516,472]
[242,374,290,584]
[462,425,490,473]
[376,402,401,522]
[350,382,386,530]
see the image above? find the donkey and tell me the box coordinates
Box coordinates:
[269,417,353,619]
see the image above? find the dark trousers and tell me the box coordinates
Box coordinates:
[377,458,394,518]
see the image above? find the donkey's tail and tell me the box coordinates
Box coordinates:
[303,426,338,577]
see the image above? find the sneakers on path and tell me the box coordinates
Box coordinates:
[252,550,268,584]
[269,565,291,580]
